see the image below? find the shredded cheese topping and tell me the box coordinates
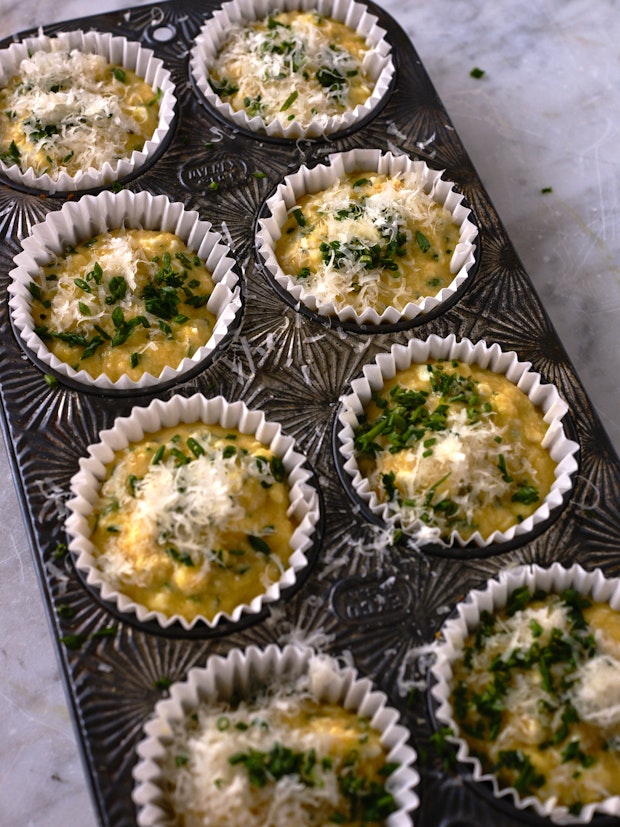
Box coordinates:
[275,172,460,314]
[163,660,397,826]
[90,423,296,621]
[0,48,160,177]
[354,360,556,540]
[49,234,147,332]
[451,589,620,813]
[122,439,276,570]
[208,10,373,128]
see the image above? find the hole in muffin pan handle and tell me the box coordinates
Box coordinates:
[151,24,176,42]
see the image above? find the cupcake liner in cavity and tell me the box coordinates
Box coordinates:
[189,0,394,139]
[0,29,176,193]
[8,190,242,392]
[430,563,620,824]
[256,149,479,326]
[337,333,579,547]
[65,395,320,631]
[132,643,419,826]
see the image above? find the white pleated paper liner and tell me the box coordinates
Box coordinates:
[430,563,620,825]
[132,643,420,826]
[189,0,394,140]
[336,334,579,549]
[256,149,479,328]
[7,190,242,393]
[65,395,321,632]
[0,29,176,193]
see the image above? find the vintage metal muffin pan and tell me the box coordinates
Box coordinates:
[1,1,620,825]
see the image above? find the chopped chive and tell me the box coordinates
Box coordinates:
[152,444,166,464]
[280,90,298,111]
[248,535,271,555]
[270,456,285,482]
[73,277,91,293]
[147,88,162,108]
[498,453,513,483]
[60,634,87,650]
[187,437,205,458]
[291,207,306,227]
[170,447,189,465]
[166,547,194,566]
[415,230,431,253]
[52,542,68,559]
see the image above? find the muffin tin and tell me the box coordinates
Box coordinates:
[1,1,620,826]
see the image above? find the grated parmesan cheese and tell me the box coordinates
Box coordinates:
[48,233,148,331]
[163,660,397,826]
[208,10,373,129]
[0,48,159,178]
[573,654,620,727]
[275,171,461,315]
[90,422,297,621]
[451,590,620,811]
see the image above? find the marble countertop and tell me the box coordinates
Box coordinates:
[1,1,619,825]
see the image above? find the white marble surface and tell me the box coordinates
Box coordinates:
[1,1,619,825]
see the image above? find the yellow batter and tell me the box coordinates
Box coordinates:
[0,48,160,178]
[30,228,217,382]
[209,10,373,128]
[275,172,461,315]
[452,589,620,815]
[355,359,556,539]
[89,422,296,622]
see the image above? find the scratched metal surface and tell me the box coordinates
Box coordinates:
[1,2,620,825]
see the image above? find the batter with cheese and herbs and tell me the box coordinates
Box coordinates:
[354,359,556,540]
[0,48,160,179]
[208,10,373,129]
[450,587,620,815]
[164,680,399,825]
[90,423,297,621]
[275,172,461,315]
[30,228,217,382]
